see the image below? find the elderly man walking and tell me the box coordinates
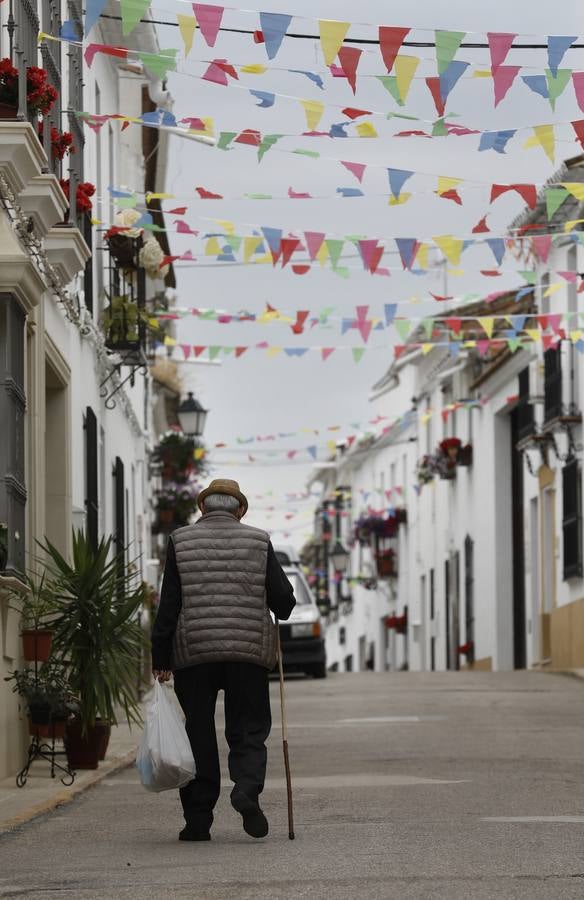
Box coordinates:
[152,479,296,842]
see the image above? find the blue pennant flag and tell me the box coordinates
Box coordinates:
[439,60,469,104]
[259,12,292,60]
[85,0,107,36]
[284,348,309,357]
[249,90,275,108]
[329,123,350,138]
[387,168,413,199]
[478,130,516,154]
[522,74,549,100]
[336,188,363,197]
[395,238,418,270]
[384,303,397,326]
[547,35,577,76]
[290,70,325,90]
[60,20,79,41]
[486,238,506,266]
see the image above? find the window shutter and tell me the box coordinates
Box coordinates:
[562,457,582,579]
[544,346,563,422]
[114,456,125,556]
[85,407,98,552]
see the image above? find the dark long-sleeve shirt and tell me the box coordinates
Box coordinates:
[151,538,296,670]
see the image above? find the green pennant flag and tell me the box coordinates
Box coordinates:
[258,134,283,162]
[432,117,448,137]
[209,346,222,360]
[333,267,350,279]
[138,49,178,79]
[293,149,320,158]
[245,193,272,200]
[435,30,465,75]
[141,223,164,232]
[507,337,521,353]
[518,270,537,285]
[352,348,366,364]
[546,186,569,220]
[395,318,411,341]
[115,195,138,209]
[200,310,216,320]
[422,318,434,340]
[223,346,235,355]
[546,69,572,111]
[226,236,242,253]
[325,239,344,269]
[217,132,236,151]
[377,75,402,105]
[121,0,151,35]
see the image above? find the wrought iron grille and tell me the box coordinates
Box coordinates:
[103,237,147,363]
[516,367,535,441]
[544,345,563,422]
[2,0,40,121]
[66,0,84,228]
[39,0,61,172]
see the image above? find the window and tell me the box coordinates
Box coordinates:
[113,456,125,582]
[84,407,98,553]
[517,367,535,440]
[562,457,583,579]
[544,345,563,422]
[0,297,27,575]
[464,536,475,662]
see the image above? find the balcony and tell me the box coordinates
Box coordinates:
[543,344,581,428]
[103,238,148,367]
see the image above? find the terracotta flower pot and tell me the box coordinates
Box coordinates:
[159,509,174,526]
[376,556,396,578]
[28,717,67,740]
[64,720,101,770]
[21,630,53,662]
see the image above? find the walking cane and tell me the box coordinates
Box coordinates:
[276,620,295,840]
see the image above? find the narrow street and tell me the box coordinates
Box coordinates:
[1,672,584,899]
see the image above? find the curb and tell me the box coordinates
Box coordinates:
[0,748,137,833]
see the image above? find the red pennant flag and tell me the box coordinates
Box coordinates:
[542,334,554,351]
[379,26,410,73]
[430,293,454,302]
[446,317,462,335]
[394,344,406,359]
[490,183,537,209]
[338,46,362,95]
[438,189,463,205]
[481,270,502,277]
[572,119,584,150]
[472,215,490,233]
[253,29,264,44]
[235,129,262,146]
[321,348,335,361]
[280,238,300,267]
[291,311,310,334]
[425,77,445,116]
[341,107,372,119]
[235,346,248,358]
[292,265,311,275]
[193,346,206,356]
[346,435,356,448]
[369,245,385,274]
[196,186,223,199]
[168,206,187,214]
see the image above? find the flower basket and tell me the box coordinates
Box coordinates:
[376,552,397,578]
[107,232,140,269]
[21,629,53,662]
[439,437,462,461]
[0,59,57,117]
[458,444,473,467]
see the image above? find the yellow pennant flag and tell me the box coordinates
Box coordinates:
[434,235,464,266]
[327,440,337,454]
[561,182,584,202]
[316,242,329,267]
[473,69,492,78]
[318,19,350,66]
[243,236,262,261]
[240,63,267,74]
[254,253,272,265]
[395,55,419,104]
[564,218,584,232]
[437,176,462,195]
[422,343,434,355]
[416,243,430,270]
[462,340,476,348]
[356,121,377,138]
[543,283,562,298]
[532,124,555,162]
[145,192,175,202]
[267,347,282,359]
[421,413,432,425]
[389,193,411,206]
[177,13,197,56]
[300,99,325,132]
[194,447,206,460]
[525,328,541,343]
[480,317,495,338]
[205,237,222,256]
[215,219,235,235]
[164,335,177,346]
[570,330,582,343]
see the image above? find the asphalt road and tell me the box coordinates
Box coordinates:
[1,671,584,899]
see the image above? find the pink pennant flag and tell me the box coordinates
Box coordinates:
[174,220,198,235]
[492,65,520,106]
[304,231,325,260]
[338,46,362,94]
[573,72,584,114]
[487,32,516,71]
[548,313,562,333]
[180,344,192,359]
[358,241,379,272]
[202,60,229,85]
[288,187,312,198]
[192,4,224,47]
[340,160,366,183]
[181,249,195,260]
[321,348,335,361]
[558,270,578,282]
[532,234,552,262]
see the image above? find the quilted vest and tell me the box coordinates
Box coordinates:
[171,510,277,670]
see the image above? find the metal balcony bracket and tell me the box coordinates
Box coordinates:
[100,355,147,410]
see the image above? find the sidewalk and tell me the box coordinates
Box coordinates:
[0,718,140,834]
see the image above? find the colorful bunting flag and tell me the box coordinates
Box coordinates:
[192,4,224,47]
[379,27,410,73]
[177,13,197,56]
[318,20,350,66]
[120,0,151,36]
[259,12,292,60]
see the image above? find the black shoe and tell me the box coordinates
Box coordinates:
[230,788,269,839]
[179,826,211,842]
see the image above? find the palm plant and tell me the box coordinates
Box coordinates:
[40,530,147,735]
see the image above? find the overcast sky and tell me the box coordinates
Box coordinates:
[152,0,582,545]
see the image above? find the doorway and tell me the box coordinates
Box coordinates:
[44,359,70,557]
[510,409,527,669]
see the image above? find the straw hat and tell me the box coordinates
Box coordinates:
[197,479,248,515]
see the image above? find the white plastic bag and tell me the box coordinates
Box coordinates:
[136,680,196,792]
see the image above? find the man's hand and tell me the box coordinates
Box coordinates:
[153,669,172,683]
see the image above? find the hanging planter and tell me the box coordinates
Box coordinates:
[0,59,58,118]
[439,437,462,461]
[458,444,473,467]
[376,550,397,578]
[21,629,53,662]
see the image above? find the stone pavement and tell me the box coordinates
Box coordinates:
[1,671,584,899]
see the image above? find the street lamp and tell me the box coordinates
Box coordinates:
[177,392,208,437]
[330,540,349,574]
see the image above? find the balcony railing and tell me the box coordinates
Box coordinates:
[103,238,147,365]
[2,0,40,121]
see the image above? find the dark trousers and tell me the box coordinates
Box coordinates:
[173,662,271,832]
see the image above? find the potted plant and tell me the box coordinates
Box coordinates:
[375,548,397,578]
[38,123,75,160]
[0,59,57,118]
[5,664,78,740]
[154,431,200,482]
[458,444,473,467]
[458,640,475,663]
[0,522,7,571]
[41,530,147,769]
[439,437,462,462]
[59,179,96,216]
[10,572,57,662]
[416,455,436,485]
